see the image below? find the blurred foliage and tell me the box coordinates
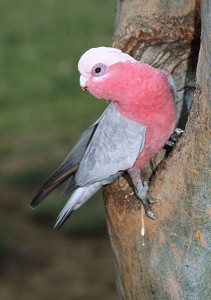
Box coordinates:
[0,214,13,265]
[0,0,116,233]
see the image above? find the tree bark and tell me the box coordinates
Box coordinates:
[104,1,210,299]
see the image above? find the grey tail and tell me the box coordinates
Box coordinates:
[30,164,78,208]
[54,183,102,229]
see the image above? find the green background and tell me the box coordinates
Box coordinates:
[0,0,117,299]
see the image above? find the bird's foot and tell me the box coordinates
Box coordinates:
[166,128,184,147]
[135,181,157,220]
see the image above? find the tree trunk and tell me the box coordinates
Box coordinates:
[104,1,210,299]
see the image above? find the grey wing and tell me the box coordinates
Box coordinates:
[75,103,146,186]
[30,125,98,207]
[30,103,117,206]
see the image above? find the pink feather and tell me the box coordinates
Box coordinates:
[85,60,177,168]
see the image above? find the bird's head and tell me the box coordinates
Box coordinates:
[78,47,176,123]
[78,47,136,101]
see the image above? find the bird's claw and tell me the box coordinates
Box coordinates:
[175,128,184,135]
[135,181,157,220]
[140,195,156,220]
[146,209,156,220]
[166,127,184,147]
[147,194,158,205]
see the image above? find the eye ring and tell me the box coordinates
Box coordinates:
[91,63,107,77]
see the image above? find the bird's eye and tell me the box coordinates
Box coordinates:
[95,67,101,73]
[91,63,107,77]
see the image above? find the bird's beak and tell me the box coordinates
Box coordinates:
[80,75,88,91]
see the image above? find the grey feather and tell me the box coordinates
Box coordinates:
[31,103,146,229]
[55,182,102,229]
[75,103,146,186]
[31,121,99,207]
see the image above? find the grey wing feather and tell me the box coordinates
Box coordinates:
[75,103,146,186]
[31,121,98,207]
[31,103,145,208]
[30,103,118,206]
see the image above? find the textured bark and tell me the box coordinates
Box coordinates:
[104,1,210,299]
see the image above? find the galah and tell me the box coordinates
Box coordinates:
[31,47,177,229]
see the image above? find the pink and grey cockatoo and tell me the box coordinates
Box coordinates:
[31,47,177,228]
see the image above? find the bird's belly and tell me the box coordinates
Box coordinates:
[131,123,175,169]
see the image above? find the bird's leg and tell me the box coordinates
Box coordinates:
[128,169,157,220]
